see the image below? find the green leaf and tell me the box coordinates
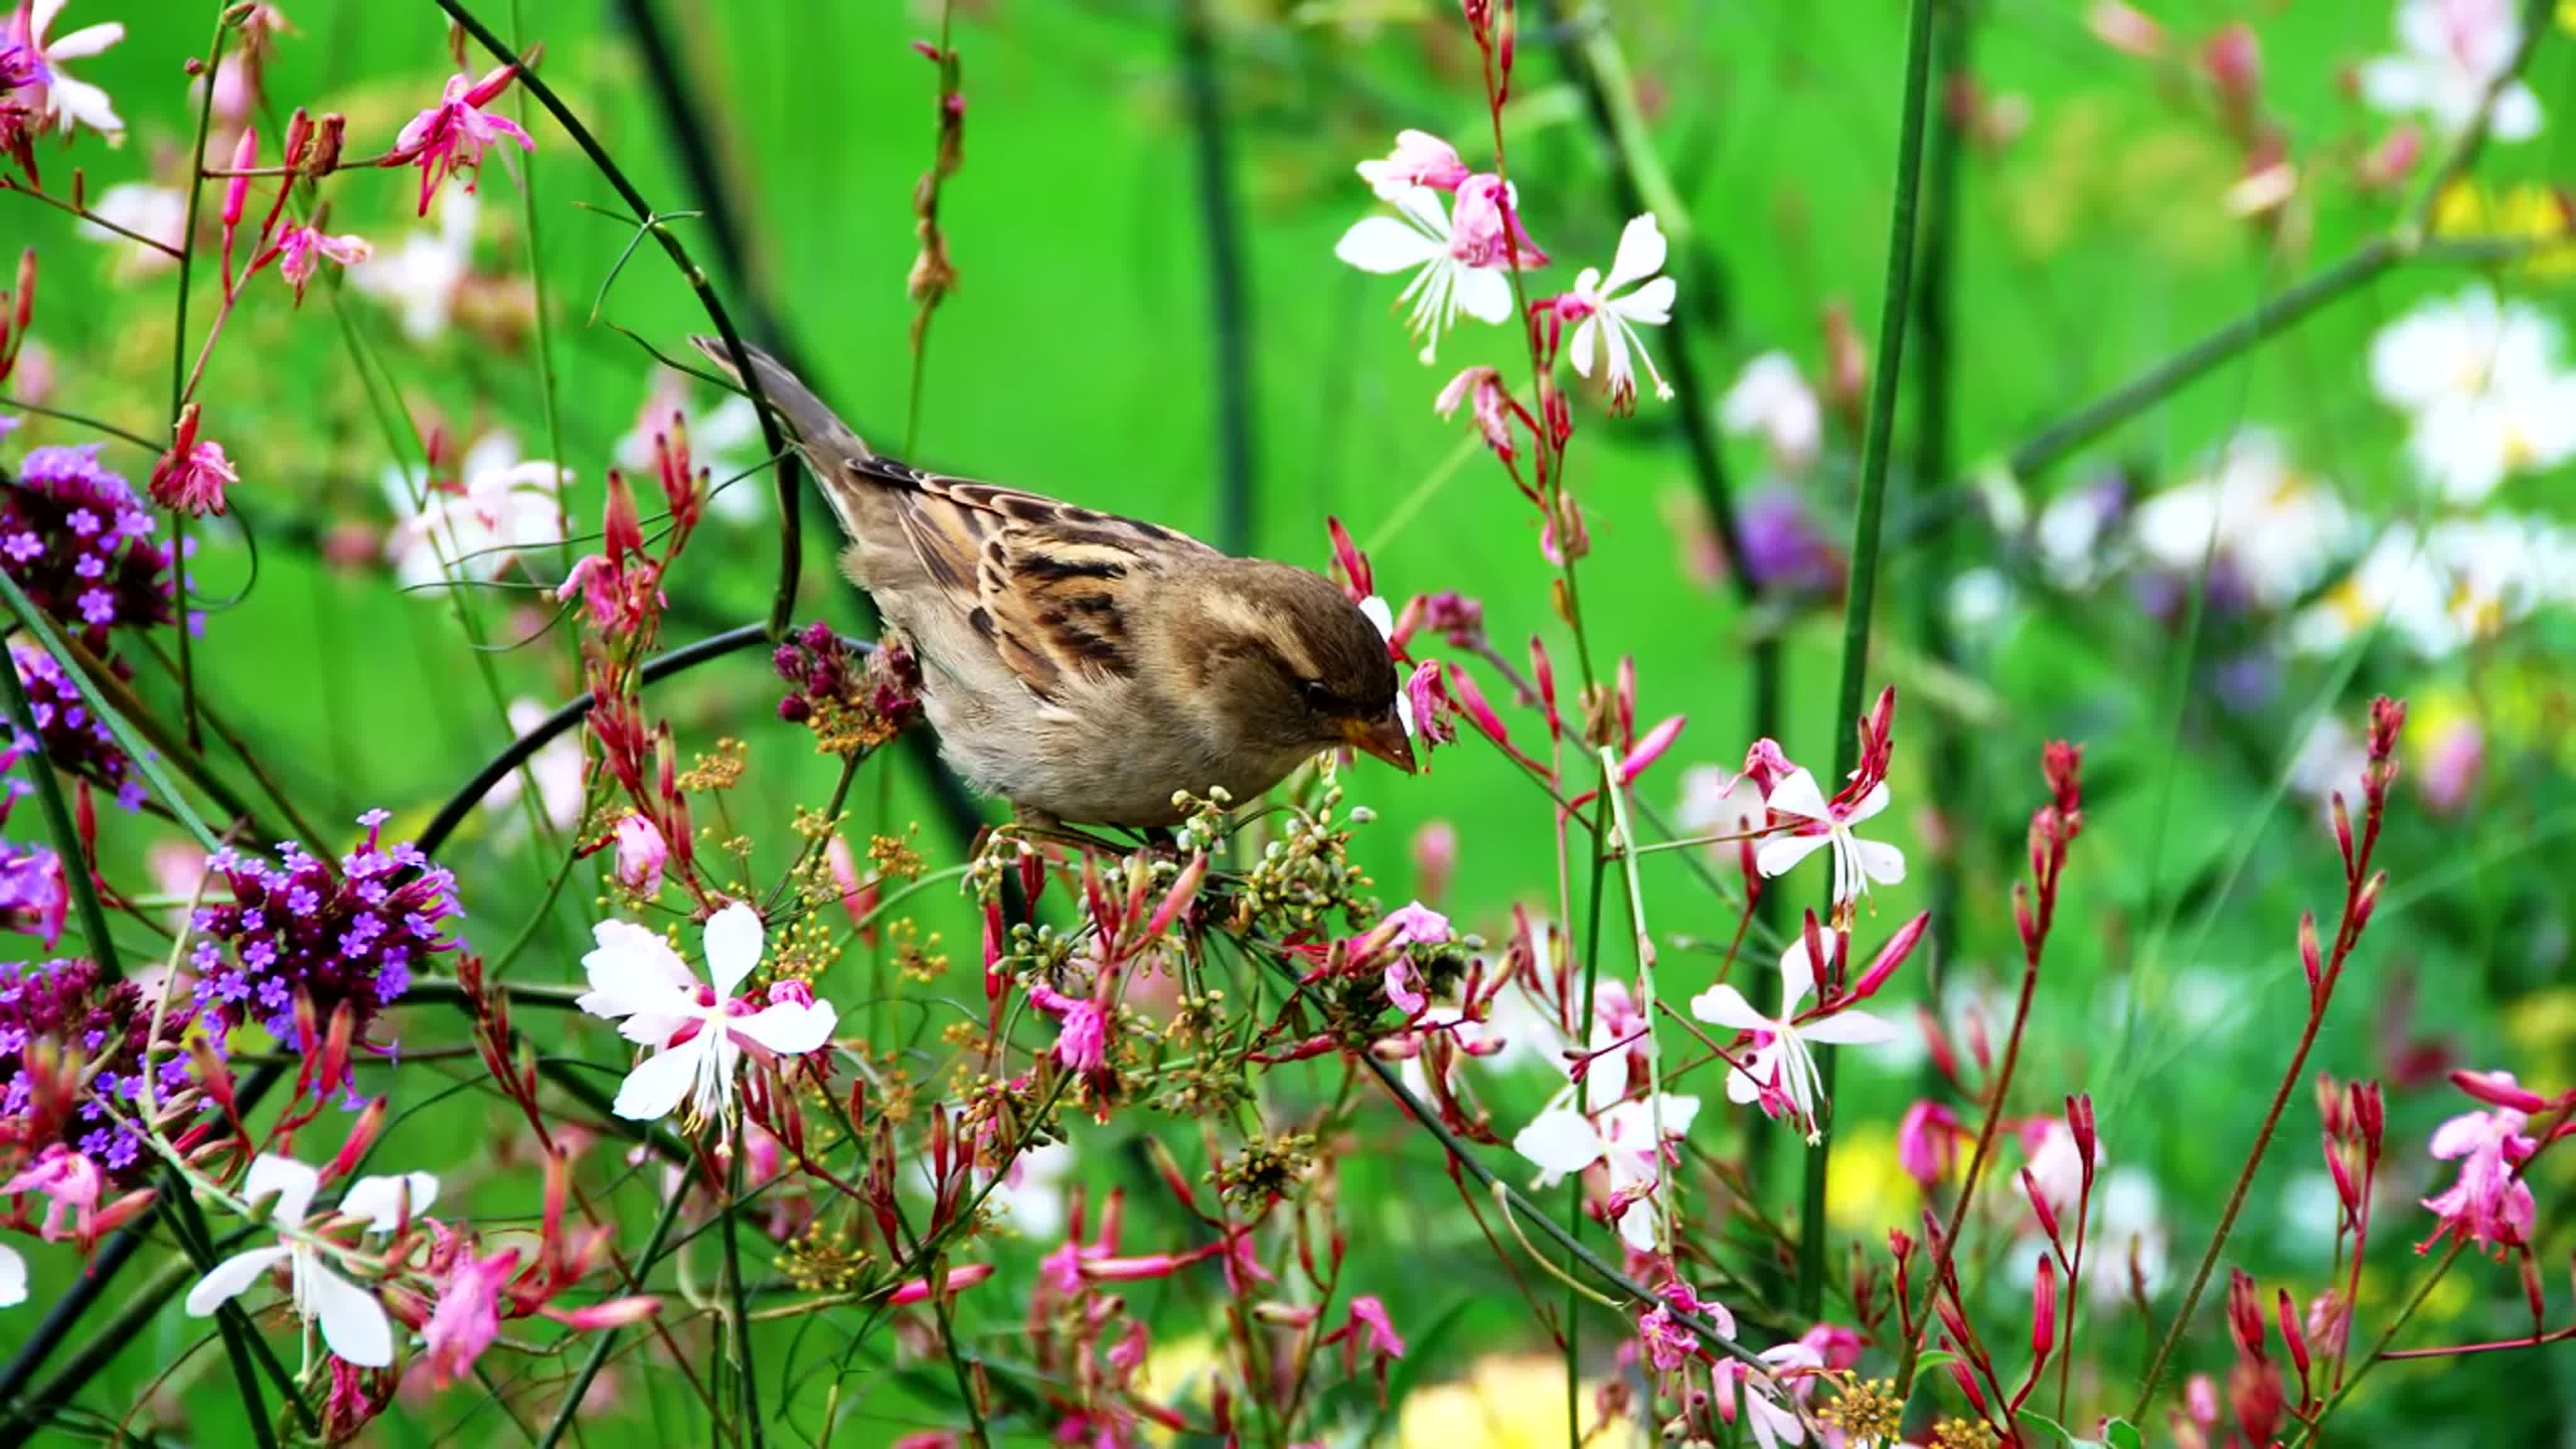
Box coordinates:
[2101,1417,2145,1449]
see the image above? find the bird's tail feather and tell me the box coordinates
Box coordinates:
[686,334,874,468]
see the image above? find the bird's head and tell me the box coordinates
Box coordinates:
[1175,562,1416,777]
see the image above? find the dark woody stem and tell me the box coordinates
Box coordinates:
[430,0,806,641]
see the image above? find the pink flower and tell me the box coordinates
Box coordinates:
[1335,175,1541,364]
[1447,174,1549,269]
[1436,365,1519,460]
[610,812,667,897]
[274,225,371,303]
[13,0,126,136]
[2,1144,100,1241]
[1356,129,1468,196]
[148,408,236,517]
[1542,214,1675,413]
[1636,1294,1704,1372]
[1897,1099,1963,1187]
[1029,982,1108,1074]
[2416,1073,2540,1255]
[1375,901,1452,949]
[386,64,535,216]
[421,1246,518,1387]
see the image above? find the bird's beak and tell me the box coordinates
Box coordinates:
[1343,712,1418,775]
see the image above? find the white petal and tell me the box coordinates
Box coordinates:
[184,1246,291,1316]
[2490,82,2542,142]
[1778,938,1820,1009]
[1453,265,1514,325]
[1765,768,1830,821]
[730,1000,838,1057]
[1723,1044,1773,1104]
[1852,838,1908,886]
[1653,1094,1702,1138]
[582,920,697,998]
[1359,595,1395,640]
[2357,57,2428,113]
[1569,316,1600,379]
[31,0,66,41]
[1602,214,1668,294]
[44,20,123,58]
[336,1172,439,1232]
[612,1040,708,1121]
[1335,216,1442,274]
[1511,1108,1604,1181]
[306,1264,395,1367]
[1841,780,1892,825]
[0,1243,22,1306]
[1616,1198,1660,1252]
[701,902,767,997]
[48,75,121,133]
[1799,1008,1898,1046]
[1689,984,1767,1033]
[1754,832,1829,879]
[1613,275,1677,327]
[243,1153,320,1226]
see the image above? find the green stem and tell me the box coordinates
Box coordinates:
[722,1119,767,1448]
[1805,0,1941,1321]
[536,1169,695,1449]
[165,18,230,752]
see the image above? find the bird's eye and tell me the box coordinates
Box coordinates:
[1301,680,1337,713]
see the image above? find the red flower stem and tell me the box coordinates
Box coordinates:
[2378,1324,2576,1360]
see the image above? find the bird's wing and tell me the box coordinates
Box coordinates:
[848,457,1219,702]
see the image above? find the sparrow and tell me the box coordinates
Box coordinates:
[689,337,1416,829]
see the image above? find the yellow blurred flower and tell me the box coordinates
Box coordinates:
[1826,1124,1917,1236]
[2431,179,2576,281]
[1396,1353,1646,1449]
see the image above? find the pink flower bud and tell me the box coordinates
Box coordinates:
[2031,1253,2058,1357]
[221,128,257,228]
[887,1261,995,1304]
[611,812,668,897]
[2450,1068,2549,1114]
[1846,911,1929,1003]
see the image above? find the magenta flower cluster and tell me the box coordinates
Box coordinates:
[0,441,179,655]
[190,811,463,1063]
[0,955,204,1187]
[12,646,145,809]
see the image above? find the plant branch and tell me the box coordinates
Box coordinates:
[1178,0,1257,555]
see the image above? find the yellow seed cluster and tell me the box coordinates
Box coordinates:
[1931,1418,1999,1449]
[889,918,950,982]
[1818,1377,1904,1446]
[679,737,747,791]
[1213,1133,1318,1210]
[868,830,926,882]
[763,913,841,987]
[806,695,906,755]
[777,1219,871,1294]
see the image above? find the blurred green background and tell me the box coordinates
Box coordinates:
[6,0,2576,1441]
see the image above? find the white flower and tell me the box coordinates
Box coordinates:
[616,374,767,523]
[382,429,569,589]
[1564,214,1678,410]
[485,697,586,832]
[577,903,838,1124]
[1718,352,1821,472]
[352,190,479,341]
[2368,287,2576,502]
[1753,768,1906,908]
[2128,431,2350,608]
[1511,1093,1701,1252]
[77,184,184,274]
[1716,1341,1823,1449]
[1690,935,1896,1143]
[2291,515,2575,658]
[2089,1167,2170,1306]
[182,1154,436,1368]
[2359,0,2542,142]
[1335,184,1516,364]
[987,1139,1075,1241]
[0,1242,23,1307]
[20,0,125,135]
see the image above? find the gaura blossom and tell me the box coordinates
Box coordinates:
[380,430,569,589]
[184,1154,438,1368]
[148,409,236,517]
[1511,1092,1702,1252]
[420,1245,516,1387]
[1027,981,1109,1074]
[2290,515,2576,659]
[1714,1341,1821,1449]
[1719,351,1824,474]
[2128,431,2351,610]
[1,1143,100,1240]
[2416,1070,2540,1255]
[1638,1281,1735,1373]
[386,64,535,216]
[1550,214,1678,412]
[575,903,839,1124]
[1755,767,1906,908]
[2367,286,2576,502]
[486,697,586,833]
[11,0,125,136]
[609,811,668,897]
[1356,128,1468,196]
[1435,365,1518,460]
[1336,181,1531,364]
[2359,0,2543,142]
[1690,934,1896,1142]
[274,225,372,304]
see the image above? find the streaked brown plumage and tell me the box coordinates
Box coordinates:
[691,337,1414,828]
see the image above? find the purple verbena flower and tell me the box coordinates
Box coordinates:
[0,956,205,1192]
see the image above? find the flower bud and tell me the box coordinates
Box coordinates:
[2032,1253,2058,1356]
[221,128,257,228]
[2298,911,2323,997]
